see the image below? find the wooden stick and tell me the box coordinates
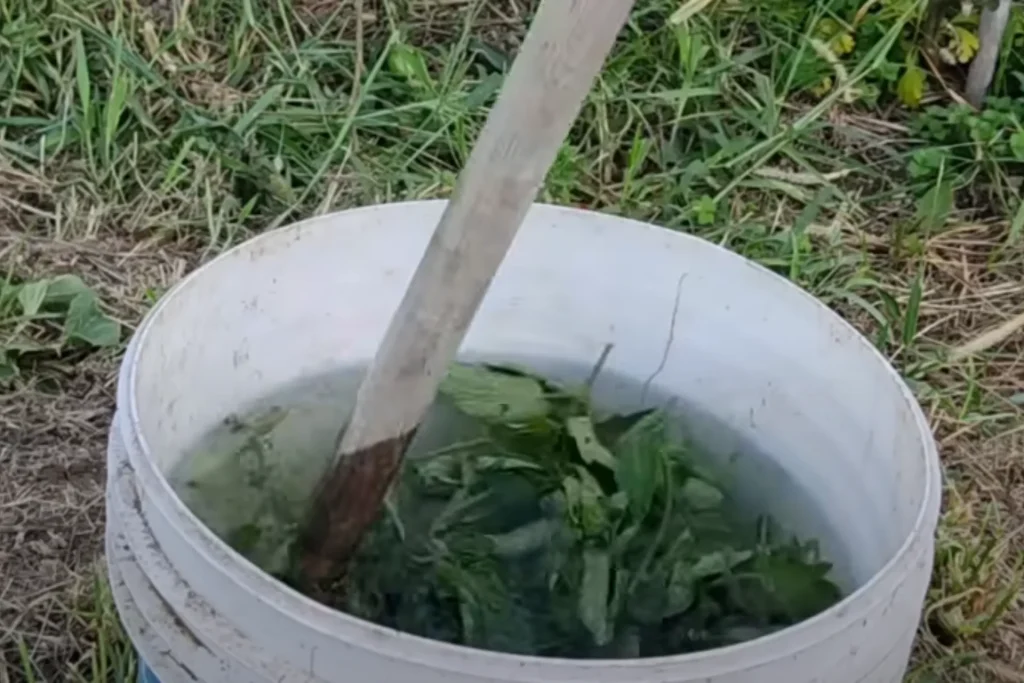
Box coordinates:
[965,0,1011,109]
[300,0,637,582]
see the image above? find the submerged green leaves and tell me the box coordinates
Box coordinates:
[439,363,551,423]
[232,362,840,658]
[566,416,617,469]
[613,411,666,523]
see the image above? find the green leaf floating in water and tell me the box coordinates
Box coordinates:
[440,363,550,424]
[562,467,609,539]
[579,546,612,646]
[613,411,666,523]
[566,415,617,469]
[180,362,843,659]
[681,477,724,510]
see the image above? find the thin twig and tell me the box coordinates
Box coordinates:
[641,272,687,405]
[919,48,969,107]
[585,343,614,389]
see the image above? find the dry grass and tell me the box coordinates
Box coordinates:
[2,170,1023,683]
[0,0,1023,680]
[875,222,1024,681]
[0,356,112,679]
[0,185,197,678]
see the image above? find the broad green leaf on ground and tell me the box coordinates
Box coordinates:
[64,291,121,347]
[1011,130,1024,161]
[44,274,91,305]
[579,547,612,646]
[388,43,433,91]
[17,281,48,317]
[916,181,954,232]
[566,416,616,469]
[692,194,717,225]
[613,411,666,522]
[830,32,854,56]
[908,148,949,179]
[440,363,550,423]
[2,276,119,379]
[897,65,926,108]
[0,353,18,382]
[0,282,16,310]
[952,27,979,63]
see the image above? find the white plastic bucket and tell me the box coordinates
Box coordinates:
[106,200,941,683]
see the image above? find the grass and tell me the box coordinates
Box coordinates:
[0,0,1023,680]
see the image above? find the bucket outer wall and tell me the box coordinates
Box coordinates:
[106,201,942,683]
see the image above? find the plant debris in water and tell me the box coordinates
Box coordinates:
[192,362,842,658]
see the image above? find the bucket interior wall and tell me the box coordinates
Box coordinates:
[130,202,930,592]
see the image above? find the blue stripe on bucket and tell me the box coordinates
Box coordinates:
[138,659,161,683]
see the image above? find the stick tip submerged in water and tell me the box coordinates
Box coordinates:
[300,430,417,582]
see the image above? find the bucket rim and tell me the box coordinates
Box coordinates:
[118,199,943,678]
